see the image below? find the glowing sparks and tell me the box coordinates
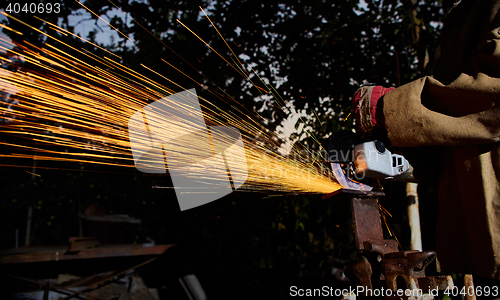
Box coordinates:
[0,8,342,195]
[0,23,23,36]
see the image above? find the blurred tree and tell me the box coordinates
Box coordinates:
[0,0,455,296]
[1,0,456,141]
[75,0,455,144]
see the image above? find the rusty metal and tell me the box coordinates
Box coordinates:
[364,240,399,256]
[384,250,436,291]
[345,255,373,294]
[324,189,456,299]
[351,198,384,251]
[0,244,174,265]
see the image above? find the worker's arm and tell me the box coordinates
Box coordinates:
[381,0,500,147]
[382,76,500,147]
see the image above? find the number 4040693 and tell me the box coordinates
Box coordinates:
[5,3,61,14]
[444,285,499,297]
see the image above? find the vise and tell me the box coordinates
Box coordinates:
[323,189,457,300]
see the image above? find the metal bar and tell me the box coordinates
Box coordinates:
[351,198,384,251]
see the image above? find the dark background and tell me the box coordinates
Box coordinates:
[0,0,451,298]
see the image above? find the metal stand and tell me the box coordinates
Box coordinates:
[323,189,454,299]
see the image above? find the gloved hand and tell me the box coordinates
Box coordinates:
[353,85,394,134]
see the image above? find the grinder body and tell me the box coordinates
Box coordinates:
[328,130,410,188]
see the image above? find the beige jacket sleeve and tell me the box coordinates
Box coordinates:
[380,1,500,278]
[382,1,500,147]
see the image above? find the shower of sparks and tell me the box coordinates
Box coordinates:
[0,9,342,195]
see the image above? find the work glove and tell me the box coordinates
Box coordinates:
[353,85,394,134]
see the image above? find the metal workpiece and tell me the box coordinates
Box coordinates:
[322,188,385,200]
[351,198,384,251]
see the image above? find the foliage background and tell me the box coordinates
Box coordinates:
[0,0,454,298]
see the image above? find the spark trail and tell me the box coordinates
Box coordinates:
[0,9,342,195]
